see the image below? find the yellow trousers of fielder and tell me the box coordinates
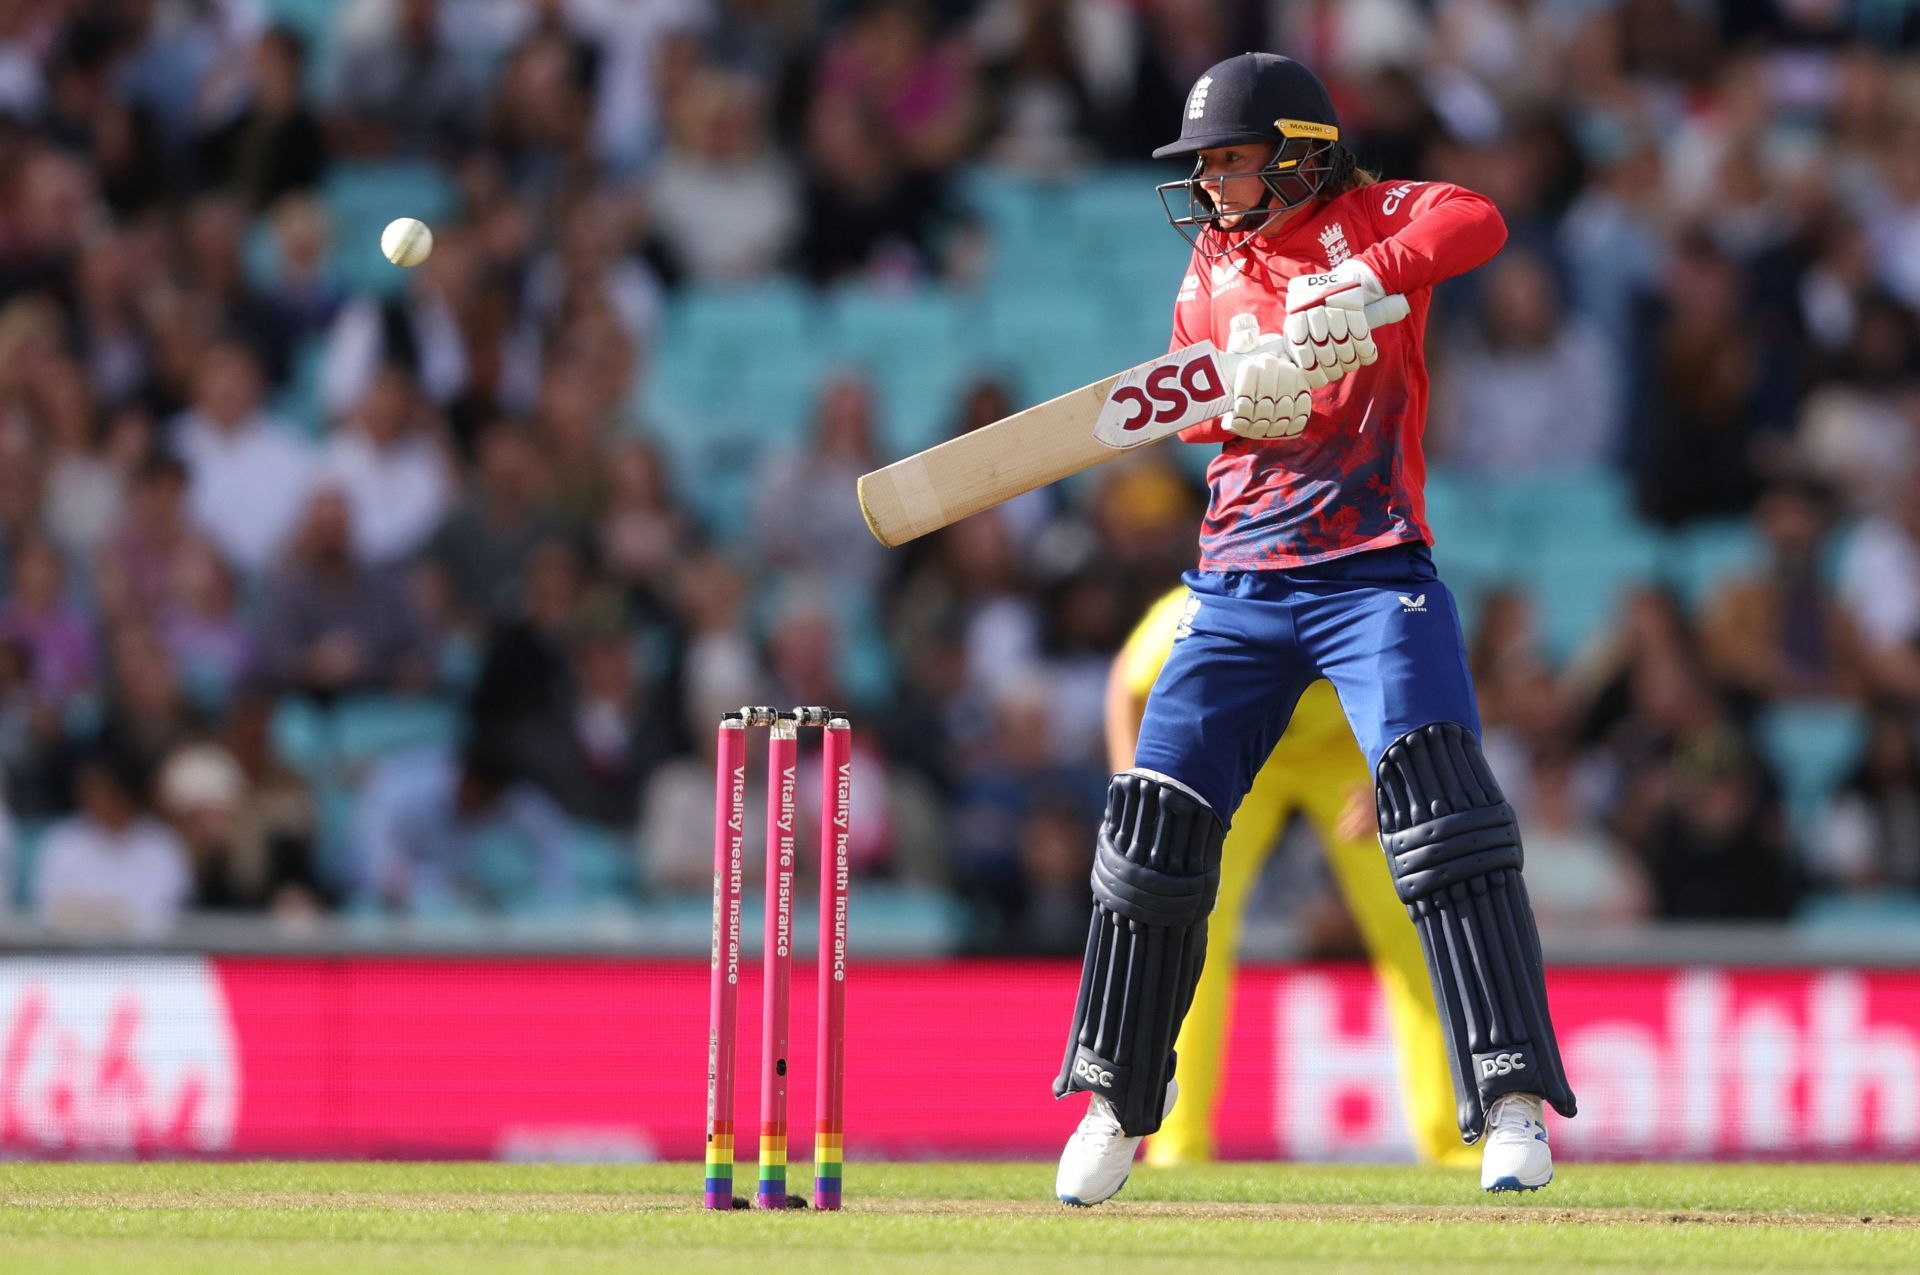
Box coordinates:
[1142,691,1475,1168]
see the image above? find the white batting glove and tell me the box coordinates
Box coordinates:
[1284,260,1386,388]
[1224,314,1313,441]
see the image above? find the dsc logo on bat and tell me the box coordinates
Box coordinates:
[1107,353,1226,430]
[1091,343,1230,448]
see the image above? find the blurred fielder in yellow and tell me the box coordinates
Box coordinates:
[1111,587,1475,1168]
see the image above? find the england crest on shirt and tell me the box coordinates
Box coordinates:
[1319,221,1350,266]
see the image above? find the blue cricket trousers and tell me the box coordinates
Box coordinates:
[1133,543,1483,821]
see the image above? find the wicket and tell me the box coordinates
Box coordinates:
[705,706,852,1211]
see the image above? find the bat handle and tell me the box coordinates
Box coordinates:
[1230,294,1411,370]
[1362,293,1410,328]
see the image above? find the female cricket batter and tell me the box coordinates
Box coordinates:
[1109,588,1475,1172]
[1053,52,1576,1204]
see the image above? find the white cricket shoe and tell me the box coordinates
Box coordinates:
[1056,1079,1177,1207]
[1480,1092,1553,1192]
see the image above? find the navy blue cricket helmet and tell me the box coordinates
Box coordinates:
[1154,53,1346,256]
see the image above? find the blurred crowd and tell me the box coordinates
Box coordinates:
[0,0,1919,953]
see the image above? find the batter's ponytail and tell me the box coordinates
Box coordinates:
[1328,145,1379,193]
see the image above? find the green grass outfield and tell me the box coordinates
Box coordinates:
[1,1162,1916,1274]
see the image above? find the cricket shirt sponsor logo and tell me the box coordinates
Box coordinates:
[1399,594,1427,613]
[1381,182,1416,216]
[1209,257,1246,294]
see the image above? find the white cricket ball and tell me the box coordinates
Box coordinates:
[381,217,434,268]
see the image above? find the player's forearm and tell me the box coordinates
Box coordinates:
[1358,187,1507,295]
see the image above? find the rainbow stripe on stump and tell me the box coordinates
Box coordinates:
[814,1131,843,1210]
[704,1124,734,1209]
[757,1125,787,1208]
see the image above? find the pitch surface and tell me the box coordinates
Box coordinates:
[2,1162,1915,1272]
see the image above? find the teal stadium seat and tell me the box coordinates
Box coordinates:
[313,779,360,898]
[467,824,541,911]
[331,696,462,763]
[979,286,1118,402]
[1757,700,1868,846]
[824,287,963,358]
[1424,471,1663,660]
[673,281,814,350]
[1501,471,1638,539]
[743,577,896,707]
[1063,169,1189,301]
[270,696,329,777]
[272,337,329,438]
[960,169,1053,244]
[735,347,824,442]
[567,822,637,904]
[1424,469,1521,622]
[263,0,333,35]
[823,289,972,456]
[1008,334,1120,403]
[243,216,281,292]
[1428,473,1646,661]
[261,0,346,97]
[963,170,1076,294]
[1797,890,1920,936]
[639,285,828,537]
[1820,519,1858,588]
[878,362,974,456]
[1063,172,1205,384]
[268,696,462,783]
[1514,522,1663,664]
[8,820,50,912]
[1092,272,1181,360]
[825,581,897,707]
[271,696,462,892]
[633,389,761,541]
[468,820,638,914]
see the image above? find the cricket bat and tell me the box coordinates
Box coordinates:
[856,294,1411,547]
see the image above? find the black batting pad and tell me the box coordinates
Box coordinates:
[1377,722,1578,1141]
[1054,770,1225,1137]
